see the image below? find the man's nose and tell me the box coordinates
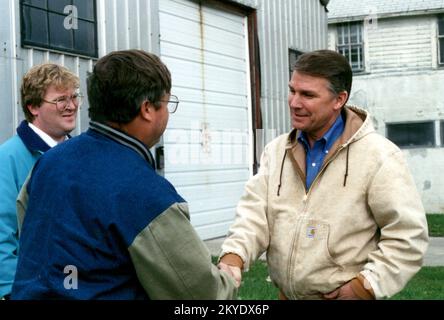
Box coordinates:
[66,98,77,110]
[289,93,301,108]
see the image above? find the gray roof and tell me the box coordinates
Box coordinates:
[328,0,444,22]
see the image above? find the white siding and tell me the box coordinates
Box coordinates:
[329,0,444,21]
[367,15,433,73]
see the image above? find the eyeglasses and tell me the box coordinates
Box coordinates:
[42,93,83,112]
[162,95,179,113]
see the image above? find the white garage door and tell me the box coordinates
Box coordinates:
[159,0,252,240]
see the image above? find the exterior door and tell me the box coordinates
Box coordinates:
[159,0,252,239]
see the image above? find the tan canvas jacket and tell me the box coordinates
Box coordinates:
[221,106,429,299]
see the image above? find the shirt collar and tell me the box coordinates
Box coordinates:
[297,113,345,152]
[16,120,51,153]
[89,121,155,168]
[28,122,66,148]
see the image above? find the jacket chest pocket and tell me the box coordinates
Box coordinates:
[296,221,341,269]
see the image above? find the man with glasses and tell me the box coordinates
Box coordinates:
[0,63,80,300]
[11,49,238,299]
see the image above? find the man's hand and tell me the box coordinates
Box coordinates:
[323,276,375,300]
[323,281,359,300]
[218,262,242,288]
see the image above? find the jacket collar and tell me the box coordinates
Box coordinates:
[89,121,156,169]
[16,120,51,154]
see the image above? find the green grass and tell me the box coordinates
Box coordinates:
[426,214,444,237]
[390,267,444,300]
[237,260,279,300]
[215,257,444,300]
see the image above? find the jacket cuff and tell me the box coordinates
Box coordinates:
[350,274,375,300]
[219,253,244,270]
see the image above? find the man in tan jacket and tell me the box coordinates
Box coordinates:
[218,50,429,300]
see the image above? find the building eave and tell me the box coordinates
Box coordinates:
[328,8,444,24]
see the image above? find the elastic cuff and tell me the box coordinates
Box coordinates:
[219,253,244,270]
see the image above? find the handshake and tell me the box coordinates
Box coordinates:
[218,262,242,288]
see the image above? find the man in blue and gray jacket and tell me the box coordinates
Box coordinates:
[11,49,238,299]
[0,63,80,300]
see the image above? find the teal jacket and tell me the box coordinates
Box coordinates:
[0,120,50,298]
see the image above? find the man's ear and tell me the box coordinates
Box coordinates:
[27,104,39,117]
[334,91,348,110]
[139,100,154,121]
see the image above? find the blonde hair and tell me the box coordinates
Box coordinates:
[21,63,80,122]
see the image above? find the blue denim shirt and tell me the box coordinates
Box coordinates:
[298,114,345,190]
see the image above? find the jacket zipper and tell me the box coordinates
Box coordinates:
[285,144,347,298]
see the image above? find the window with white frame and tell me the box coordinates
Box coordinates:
[438,15,444,66]
[20,0,98,58]
[337,22,364,72]
[386,122,436,148]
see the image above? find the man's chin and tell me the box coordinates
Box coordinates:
[291,121,305,131]
[62,125,76,135]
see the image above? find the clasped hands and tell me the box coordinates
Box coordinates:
[218,262,242,288]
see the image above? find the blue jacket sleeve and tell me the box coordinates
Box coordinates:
[0,152,20,297]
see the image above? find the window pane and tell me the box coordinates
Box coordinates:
[387,122,435,147]
[351,45,363,70]
[22,0,47,9]
[20,0,97,57]
[48,12,74,50]
[441,121,444,146]
[47,0,71,14]
[350,25,358,44]
[440,38,444,65]
[73,0,95,20]
[74,20,96,56]
[338,45,350,63]
[22,6,49,45]
[356,24,362,42]
[337,26,345,45]
[439,17,444,35]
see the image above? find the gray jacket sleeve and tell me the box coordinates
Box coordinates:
[16,172,32,236]
[128,202,238,300]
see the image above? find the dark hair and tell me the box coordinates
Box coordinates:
[87,49,171,123]
[293,50,352,100]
